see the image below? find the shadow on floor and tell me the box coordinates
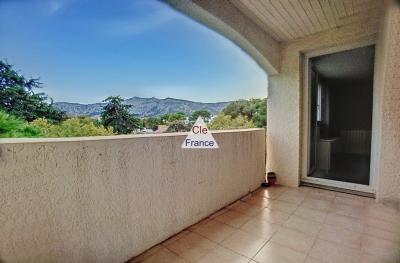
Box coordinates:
[311,153,370,185]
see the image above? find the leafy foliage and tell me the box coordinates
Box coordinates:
[32,117,114,137]
[0,60,41,91]
[0,110,42,138]
[0,60,65,122]
[101,96,142,134]
[190,110,211,123]
[143,116,161,131]
[209,113,255,130]
[222,98,266,128]
[165,121,190,133]
[160,112,186,124]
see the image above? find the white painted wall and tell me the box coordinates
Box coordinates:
[372,1,400,205]
[267,17,380,187]
[267,1,400,204]
[0,129,265,263]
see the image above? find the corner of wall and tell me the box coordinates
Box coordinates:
[374,0,400,204]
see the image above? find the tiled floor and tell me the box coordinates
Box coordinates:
[131,186,400,263]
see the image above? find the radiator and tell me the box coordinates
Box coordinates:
[340,129,371,155]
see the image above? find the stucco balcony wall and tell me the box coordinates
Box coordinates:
[0,129,266,263]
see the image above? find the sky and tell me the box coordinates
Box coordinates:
[0,0,268,104]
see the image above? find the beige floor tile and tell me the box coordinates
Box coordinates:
[283,215,322,236]
[254,186,287,199]
[334,196,365,208]
[270,227,315,253]
[163,231,190,246]
[214,209,252,228]
[304,256,325,263]
[130,245,164,263]
[287,186,312,195]
[330,203,367,219]
[309,238,362,263]
[241,195,271,208]
[300,198,333,212]
[227,200,243,210]
[141,247,189,263]
[190,219,236,243]
[209,208,229,219]
[268,200,298,214]
[365,216,400,233]
[363,196,377,206]
[189,218,212,231]
[240,217,280,240]
[164,232,217,262]
[230,201,265,217]
[197,245,249,263]
[221,229,267,258]
[307,189,336,202]
[294,207,328,223]
[360,252,388,263]
[253,207,291,225]
[364,225,400,244]
[335,192,368,201]
[317,224,362,249]
[277,191,306,205]
[325,213,364,233]
[254,241,307,263]
[132,188,400,263]
[361,235,400,262]
[240,193,253,202]
[365,203,400,224]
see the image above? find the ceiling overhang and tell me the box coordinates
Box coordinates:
[166,0,281,75]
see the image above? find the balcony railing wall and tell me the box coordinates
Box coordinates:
[0,129,266,263]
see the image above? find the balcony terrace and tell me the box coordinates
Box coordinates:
[1,0,400,262]
[131,186,400,263]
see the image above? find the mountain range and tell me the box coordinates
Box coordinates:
[54,97,230,118]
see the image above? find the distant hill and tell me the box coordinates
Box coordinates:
[54,97,230,117]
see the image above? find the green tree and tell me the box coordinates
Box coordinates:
[32,117,114,137]
[251,99,267,128]
[209,113,255,130]
[143,116,161,131]
[101,96,142,134]
[0,60,65,122]
[165,121,190,133]
[190,110,211,123]
[0,110,42,138]
[222,98,266,128]
[160,112,186,124]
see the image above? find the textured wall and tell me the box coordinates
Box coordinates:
[373,1,400,205]
[0,129,265,263]
[267,15,380,187]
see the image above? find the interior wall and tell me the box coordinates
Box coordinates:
[372,1,400,205]
[327,79,373,136]
[267,16,379,187]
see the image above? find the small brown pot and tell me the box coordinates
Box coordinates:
[267,172,277,186]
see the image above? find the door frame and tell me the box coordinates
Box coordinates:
[301,40,377,194]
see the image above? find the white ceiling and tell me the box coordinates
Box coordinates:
[311,45,375,80]
[231,0,383,42]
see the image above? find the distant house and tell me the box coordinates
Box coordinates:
[184,117,190,125]
[155,125,169,133]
